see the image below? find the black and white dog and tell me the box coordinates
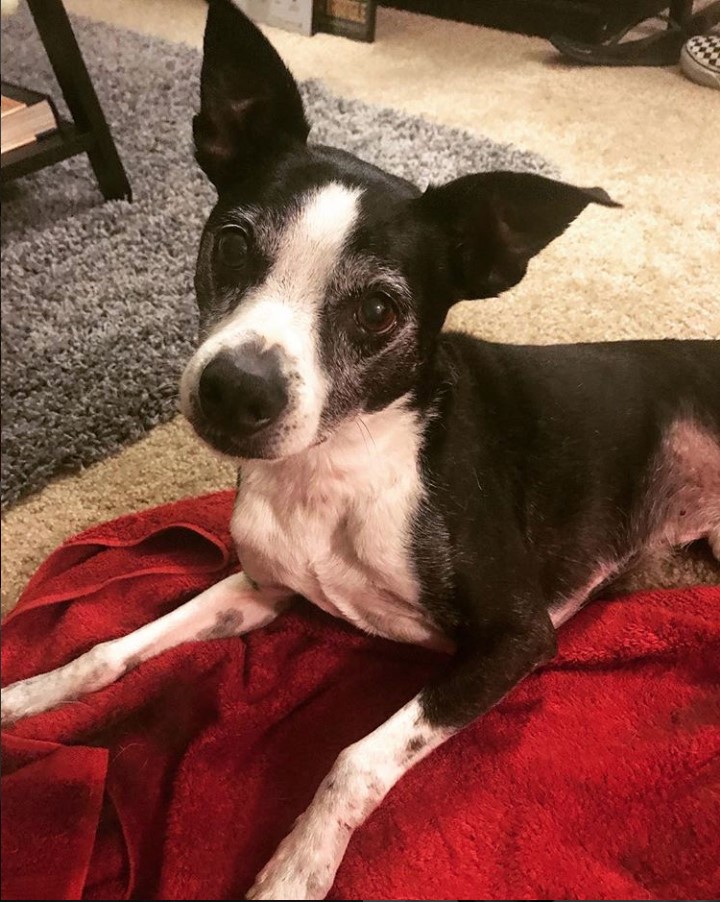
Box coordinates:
[2,1,719,898]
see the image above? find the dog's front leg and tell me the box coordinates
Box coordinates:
[246,609,556,900]
[1,572,292,725]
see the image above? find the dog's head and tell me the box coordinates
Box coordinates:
[180,0,618,460]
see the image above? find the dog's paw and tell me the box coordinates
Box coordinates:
[1,645,117,726]
[245,870,322,901]
[245,856,332,900]
[245,818,342,900]
[246,867,330,901]
[1,673,56,726]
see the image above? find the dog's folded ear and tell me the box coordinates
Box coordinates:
[193,0,310,188]
[416,171,620,300]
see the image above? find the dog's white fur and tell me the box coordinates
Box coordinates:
[0,572,289,724]
[246,696,453,900]
[180,183,362,457]
[233,398,450,650]
[0,396,441,725]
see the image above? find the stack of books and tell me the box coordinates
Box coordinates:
[1,82,59,156]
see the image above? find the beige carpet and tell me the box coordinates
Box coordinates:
[2,1,719,614]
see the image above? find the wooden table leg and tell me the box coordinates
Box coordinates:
[26,0,131,202]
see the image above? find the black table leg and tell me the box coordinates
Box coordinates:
[26,0,131,202]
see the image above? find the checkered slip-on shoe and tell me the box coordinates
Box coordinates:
[680,34,720,89]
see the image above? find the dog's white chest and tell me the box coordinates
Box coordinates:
[230,405,442,646]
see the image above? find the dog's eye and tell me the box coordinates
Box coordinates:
[216,227,249,268]
[355,292,398,335]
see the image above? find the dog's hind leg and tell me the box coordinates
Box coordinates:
[0,572,292,726]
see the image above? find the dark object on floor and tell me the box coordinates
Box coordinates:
[381,0,673,42]
[549,0,720,67]
[0,0,130,201]
[2,493,718,899]
[550,13,688,66]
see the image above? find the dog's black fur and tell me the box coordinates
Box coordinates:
[414,337,719,724]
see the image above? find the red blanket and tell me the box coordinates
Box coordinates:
[1,491,718,900]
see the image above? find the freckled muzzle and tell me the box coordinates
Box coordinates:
[184,343,290,456]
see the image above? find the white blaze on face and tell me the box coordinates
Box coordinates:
[181,181,362,455]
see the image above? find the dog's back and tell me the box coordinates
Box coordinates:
[423,336,720,613]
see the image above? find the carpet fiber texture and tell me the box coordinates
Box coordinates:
[0,8,552,509]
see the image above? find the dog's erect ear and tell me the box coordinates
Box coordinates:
[416,171,620,300]
[193,0,310,188]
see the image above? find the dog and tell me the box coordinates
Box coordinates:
[2,1,719,898]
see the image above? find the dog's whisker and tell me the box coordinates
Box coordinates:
[354,416,376,455]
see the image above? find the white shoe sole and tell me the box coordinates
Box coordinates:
[680,45,720,89]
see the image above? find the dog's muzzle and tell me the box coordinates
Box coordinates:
[190,344,289,452]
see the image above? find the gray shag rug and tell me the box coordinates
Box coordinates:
[0,9,554,509]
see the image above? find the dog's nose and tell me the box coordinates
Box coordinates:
[198,347,288,437]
